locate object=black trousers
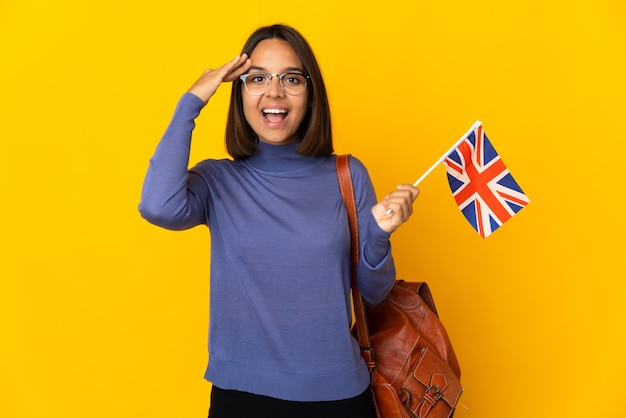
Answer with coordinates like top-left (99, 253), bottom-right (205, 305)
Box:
top-left (208, 386), bottom-right (377, 418)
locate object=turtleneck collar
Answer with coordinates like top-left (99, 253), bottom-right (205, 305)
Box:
top-left (243, 140), bottom-right (326, 174)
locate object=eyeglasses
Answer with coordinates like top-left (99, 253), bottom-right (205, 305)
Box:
top-left (239, 72), bottom-right (310, 96)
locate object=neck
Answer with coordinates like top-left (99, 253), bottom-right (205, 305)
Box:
top-left (245, 141), bottom-right (323, 173)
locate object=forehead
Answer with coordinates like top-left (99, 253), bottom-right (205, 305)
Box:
top-left (249, 38), bottom-right (303, 71)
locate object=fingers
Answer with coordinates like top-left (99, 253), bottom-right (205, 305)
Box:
top-left (373, 184), bottom-right (419, 233)
top-left (187, 54), bottom-right (251, 104)
top-left (382, 185), bottom-right (419, 216)
top-left (400, 184), bottom-right (420, 200)
top-left (220, 54), bottom-right (251, 82)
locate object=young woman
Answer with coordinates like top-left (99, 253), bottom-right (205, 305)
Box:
top-left (139, 24), bottom-right (419, 418)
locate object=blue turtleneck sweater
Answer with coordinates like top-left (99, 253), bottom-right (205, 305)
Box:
top-left (139, 93), bottom-right (396, 402)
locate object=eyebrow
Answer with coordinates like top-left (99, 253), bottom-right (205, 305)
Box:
top-left (249, 65), bottom-right (305, 74)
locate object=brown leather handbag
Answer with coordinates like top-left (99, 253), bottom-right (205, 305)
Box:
top-left (336, 155), bottom-right (463, 418)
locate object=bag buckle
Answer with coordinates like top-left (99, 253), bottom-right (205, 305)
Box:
top-left (411, 385), bottom-right (445, 418)
top-left (424, 384), bottom-right (444, 402)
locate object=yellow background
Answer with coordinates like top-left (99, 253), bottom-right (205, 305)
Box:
top-left (2, 1), bottom-right (625, 417)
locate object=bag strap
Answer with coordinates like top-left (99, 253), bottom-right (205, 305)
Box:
top-left (336, 154), bottom-right (375, 372)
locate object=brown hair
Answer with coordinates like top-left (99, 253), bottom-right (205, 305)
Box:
top-left (225, 24), bottom-right (333, 159)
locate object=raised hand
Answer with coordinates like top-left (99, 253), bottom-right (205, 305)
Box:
top-left (187, 54), bottom-right (252, 104)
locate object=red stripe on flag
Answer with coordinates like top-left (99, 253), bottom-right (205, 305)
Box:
top-left (445, 159), bottom-right (464, 175)
top-left (497, 191), bottom-right (529, 207)
top-left (475, 125), bottom-right (484, 166)
top-left (453, 141), bottom-right (512, 224)
top-left (476, 200), bottom-right (485, 238)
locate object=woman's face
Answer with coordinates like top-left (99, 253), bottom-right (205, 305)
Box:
top-left (242, 38), bottom-right (309, 146)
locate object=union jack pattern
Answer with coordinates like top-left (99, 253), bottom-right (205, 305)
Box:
top-left (444, 125), bottom-right (530, 238)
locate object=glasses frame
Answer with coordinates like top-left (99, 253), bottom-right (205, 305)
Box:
top-left (239, 72), bottom-right (311, 96)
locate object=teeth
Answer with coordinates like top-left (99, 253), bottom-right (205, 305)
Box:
top-left (263, 109), bottom-right (287, 114)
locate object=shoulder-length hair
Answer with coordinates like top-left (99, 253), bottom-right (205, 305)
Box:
top-left (225, 24), bottom-right (333, 159)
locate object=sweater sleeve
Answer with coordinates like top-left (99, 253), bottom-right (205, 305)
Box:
top-left (138, 93), bottom-right (210, 230)
top-left (349, 157), bottom-right (397, 306)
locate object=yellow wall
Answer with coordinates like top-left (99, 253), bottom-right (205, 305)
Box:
top-left (1, 1), bottom-right (625, 417)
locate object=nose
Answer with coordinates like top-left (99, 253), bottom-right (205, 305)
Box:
top-left (266, 75), bottom-right (284, 97)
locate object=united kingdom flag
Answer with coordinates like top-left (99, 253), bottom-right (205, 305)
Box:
top-left (444, 124), bottom-right (530, 238)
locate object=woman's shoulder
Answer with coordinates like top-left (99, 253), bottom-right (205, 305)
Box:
top-left (346, 154), bottom-right (366, 168)
top-left (344, 154), bottom-right (371, 182)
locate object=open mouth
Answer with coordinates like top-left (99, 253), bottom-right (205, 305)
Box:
top-left (262, 108), bottom-right (288, 122)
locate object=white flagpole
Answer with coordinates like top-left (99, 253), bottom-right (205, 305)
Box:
top-left (412, 120), bottom-right (482, 187)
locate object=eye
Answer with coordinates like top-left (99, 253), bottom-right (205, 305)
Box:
top-left (248, 73), bottom-right (269, 85)
top-left (283, 73), bottom-right (305, 86)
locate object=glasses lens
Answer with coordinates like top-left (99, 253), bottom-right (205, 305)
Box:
top-left (242, 73), bottom-right (308, 95)
top-left (282, 73), bottom-right (307, 95)
top-left (244, 73), bottom-right (271, 95)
